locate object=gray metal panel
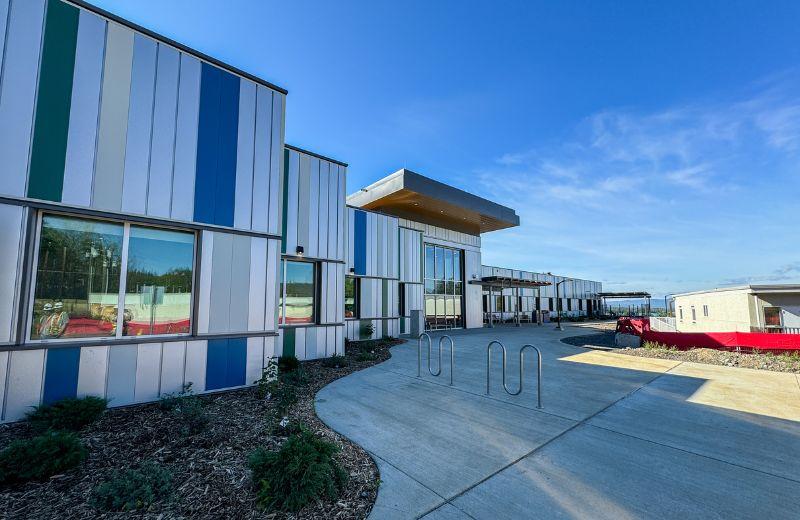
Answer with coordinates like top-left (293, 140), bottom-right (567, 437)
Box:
top-left (284, 150), bottom-right (299, 253)
top-left (247, 237), bottom-right (267, 331)
top-left (307, 157), bottom-right (319, 258)
top-left (246, 336), bottom-right (263, 385)
top-left (159, 340), bottom-right (185, 395)
top-left (0, 0), bottom-right (8, 87)
top-left (0, 351), bottom-right (7, 422)
top-left (170, 53), bottom-right (200, 222)
top-left (251, 85), bottom-right (273, 233)
top-left (4, 349), bottom-right (44, 421)
top-left (93, 23), bottom-right (134, 211)
top-left (134, 342), bottom-right (160, 402)
top-left (264, 238), bottom-right (279, 331)
top-left (184, 339), bottom-right (206, 391)
top-left (296, 153), bottom-right (310, 252)
top-left (62, 10), bottom-right (106, 207)
top-left (106, 344), bottom-right (137, 406)
top-left (228, 233), bottom-right (251, 332)
top-left (0, 0), bottom-right (45, 197)
top-left (195, 230), bottom-right (213, 333)
top-left (76, 345), bottom-right (108, 398)
top-left (327, 164), bottom-right (339, 260)
top-left (0, 204), bottom-right (23, 343)
top-left (234, 79), bottom-right (256, 230)
top-left (317, 160), bottom-right (329, 258)
top-left (268, 93), bottom-right (285, 236)
top-left (208, 231), bottom-right (233, 333)
top-left (146, 43), bottom-right (179, 218)
top-left (121, 33), bottom-right (156, 215)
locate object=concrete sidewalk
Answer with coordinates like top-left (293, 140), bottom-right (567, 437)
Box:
top-left (315, 325), bottom-right (800, 519)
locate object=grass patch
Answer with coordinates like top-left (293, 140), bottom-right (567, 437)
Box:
top-left (249, 428), bottom-right (347, 512)
top-left (0, 431), bottom-right (87, 485)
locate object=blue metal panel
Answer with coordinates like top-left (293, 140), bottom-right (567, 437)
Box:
top-left (214, 70), bottom-right (240, 227)
top-left (193, 63), bottom-right (221, 224)
top-left (205, 338), bottom-right (228, 390)
top-left (43, 347), bottom-right (80, 404)
top-left (354, 209), bottom-right (367, 275)
top-left (226, 337), bottom-right (247, 387)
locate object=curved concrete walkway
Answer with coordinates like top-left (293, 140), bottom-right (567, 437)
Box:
top-left (316, 325), bottom-right (800, 519)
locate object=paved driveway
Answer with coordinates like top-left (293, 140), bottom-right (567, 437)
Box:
top-left (315, 325), bottom-right (800, 519)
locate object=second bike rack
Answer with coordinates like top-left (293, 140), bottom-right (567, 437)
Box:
top-left (417, 333), bottom-right (455, 385)
top-left (486, 340), bottom-right (542, 409)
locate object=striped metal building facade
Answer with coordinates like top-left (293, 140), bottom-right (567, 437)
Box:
top-left (0, 0), bottom-right (290, 422)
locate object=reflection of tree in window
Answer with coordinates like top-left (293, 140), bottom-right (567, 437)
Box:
top-left (31, 216), bottom-right (122, 339)
top-left (345, 277), bottom-right (358, 318)
top-left (279, 260), bottom-right (315, 325)
top-left (123, 227), bottom-right (194, 336)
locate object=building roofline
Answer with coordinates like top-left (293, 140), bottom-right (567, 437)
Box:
top-left (284, 144), bottom-right (348, 167)
top-left (673, 284), bottom-right (800, 298)
top-left (67, 0), bottom-right (288, 95)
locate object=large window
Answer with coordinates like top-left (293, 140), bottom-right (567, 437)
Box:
top-left (344, 276), bottom-right (358, 318)
top-left (279, 260), bottom-right (316, 325)
top-left (30, 214), bottom-right (194, 341)
top-left (764, 307), bottom-right (782, 328)
top-left (423, 244), bottom-right (463, 330)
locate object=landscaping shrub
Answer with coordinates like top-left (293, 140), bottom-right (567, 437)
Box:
top-left (321, 355), bottom-right (348, 369)
top-left (355, 351), bottom-right (377, 363)
top-left (359, 322), bottom-right (375, 339)
top-left (26, 396), bottom-right (108, 432)
top-left (254, 358), bottom-right (280, 398)
top-left (249, 429), bottom-right (347, 512)
top-left (280, 367), bottom-right (309, 387)
top-left (0, 431), bottom-right (87, 485)
top-left (278, 355), bottom-right (300, 373)
top-left (91, 462), bottom-right (172, 511)
top-left (270, 383), bottom-right (298, 416)
top-left (271, 418), bottom-right (305, 438)
top-left (159, 384), bottom-right (208, 436)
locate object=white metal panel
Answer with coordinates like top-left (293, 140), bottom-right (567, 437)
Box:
top-left (264, 238), bottom-right (279, 331)
top-left (305, 328), bottom-right (317, 360)
top-left (4, 349), bottom-right (44, 421)
top-left (0, 204), bottom-right (23, 343)
top-left (335, 326), bottom-right (344, 356)
top-left (251, 86), bottom-right (273, 233)
top-left (327, 164), bottom-right (339, 260)
top-left (234, 79), bottom-right (256, 229)
top-left (171, 53), bottom-right (201, 222)
top-left (106, 344), bottom-right (136, 406)
top-left (267, 93), bottom-right (285, 236)
top-left (248, 237), bottom-right (267, 331)
top-left (147, 44), bottom-right (180, 218)
top-left (314, 327), bottom-right (324, 359)
top-left (0, 0), bottom-right (45, 197)
top-left (228, 234), bottom-right (251, 332)
top-left (208, 231), bottom-right (233, 333)
top-left (307, 157), bottom-right (319, 258)
top-left (196, 230), bottom-right (213, 334)
top-left (246, 336), bottom-right (264, 385)
top-left (264, 335), bottom-right (276, 360)
top-left (134, 342), bottom-right (161, 403)
top-left (317, 160), bottom-right (329, 258)
top-left (326, 327), bottom-right (335, 357)
top-left (284, 150), bottom-right (299, 253)
top-left (337, 166), bottom-right (346, 261)
top-left (294, 328), bottom-right (306, 361)
top-left (76, 345), bottom-right (108, 398)
top-left (62, 10), bottom-right (106, 207)
top-left (160, 340), bottom-right (185, 395)
top-left (184, 339), bottom-right (207, 392)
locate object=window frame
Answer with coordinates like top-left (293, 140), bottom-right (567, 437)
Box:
top-left (278, 258), bottom-right (318, 327)
top-left (26, 211), bottom-right (198, 344)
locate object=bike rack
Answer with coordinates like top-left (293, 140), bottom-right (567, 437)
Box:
top-left (417, 333), bottom-right (455, 385)
top-left (486, 340), bottom-right (542, 408)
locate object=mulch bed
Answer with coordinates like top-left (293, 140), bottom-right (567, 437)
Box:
top-left (0, 338), bottom-right (403, 519)
top-left (619, 344), bottom-right (800, 374)
top-left (561, 331), bottom-right (617, 349)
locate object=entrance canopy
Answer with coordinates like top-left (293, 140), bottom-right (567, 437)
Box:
top-left (597, 292), bottom-right (651, 299)
top-left (347, 169), bottom-right (520, 234)
top-left (470, 276), bottom-right (551, 290)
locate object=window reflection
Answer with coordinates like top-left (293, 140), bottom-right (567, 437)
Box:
top-left (123, 226), bottom-right (194, 336)
top-left (345, 276), bottom-right (358, 318)
top-left (279, 260), bottom-right (315, 325)
top-left (31, 216), bottom-right (123, 340)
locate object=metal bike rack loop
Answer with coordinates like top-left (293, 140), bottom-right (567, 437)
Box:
top-left (417, 333), bottom-right (455, 385)
top-left (486, 340), bottom-right (542, 408)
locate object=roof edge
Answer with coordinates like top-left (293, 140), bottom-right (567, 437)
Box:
top-left (285, 144), bottom-right (348, 167)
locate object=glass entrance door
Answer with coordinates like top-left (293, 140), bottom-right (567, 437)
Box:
top-left (424, 244), bottom-right (463, 330)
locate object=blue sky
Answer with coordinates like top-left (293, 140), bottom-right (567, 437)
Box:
top-left (93, 0), bottom-right (800, 297)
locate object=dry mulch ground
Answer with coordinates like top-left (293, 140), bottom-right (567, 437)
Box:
top-left (619, 344), bottom-right (800, 374)
top-left (0, 338), bottom-right (402, 519)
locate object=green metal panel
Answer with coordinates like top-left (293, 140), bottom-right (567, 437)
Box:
top-left (282, 327), bottom-right (295, 357)
top-left (27, 0), bottom-right (79, 202)
top-left (382, 279), bottom-right (388, 318)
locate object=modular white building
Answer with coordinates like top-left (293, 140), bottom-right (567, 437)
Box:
top-left (0, 0), bottom-right (601, 422)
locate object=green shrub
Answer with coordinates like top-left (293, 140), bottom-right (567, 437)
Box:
top-left (159, 384), bottom-right (208, 436)
top-left (0, 431), bottom-right (87, 485)
top-left (359, 322), bottom-right (375, 339)
top-left (280, 367), bottom-right (309, 387)
top-left (279, 355), bottom-right (300, 373)
top-left (254, 358), bottom-right (279, 399)
top-left (356, 351), bottom-right (377, 363)
top-left (26, 396), bottom-right (108, 432)
top-left (249, 429), bottom-right (347, 512)
top-left (270, 384), bottom-right (298, 416)
top-left (271, 419), bottom-right (305, 438)
top-left (91, 462), bottom-right (172, 512)
top-left (322, 355), bottom-right (348, 369)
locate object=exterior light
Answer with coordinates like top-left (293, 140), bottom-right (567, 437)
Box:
top-left (349, 267), bottom-right (355, 274)
top-left (295, 246), bottom-right (304, 257)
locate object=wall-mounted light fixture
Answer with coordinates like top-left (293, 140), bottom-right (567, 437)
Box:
top-left (349, 267), bottom-right (355, 274)
top-left (295, 246), bottom-right (304, 257)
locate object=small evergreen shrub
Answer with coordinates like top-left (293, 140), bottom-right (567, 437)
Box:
top-left (356, 351), bottom-right (377, 362)
top-left (359, 323), bottom-right (375, 339)
top-left (271, 418), bottom-right (305, 438)
top-left (322, 355), bottom-right (348, 369)
top-left (270, 384), bottom-right (298, 416)
top-left (159, 384), bottom-right (208, 436)
top-left (280, 367), bottom-right (309, 387)
top-left (254, 358), bottom-right (279, 399)
top-left (0, 431), bottom-right (87, 485)
top-left (91, 462), bottom-right (172, 511)
top-left (249, 429), bottom-right (347, 512)
top-left (278, 355), bottom-right (300, 373)
top-left (26, 396), bottom-right (108, 432)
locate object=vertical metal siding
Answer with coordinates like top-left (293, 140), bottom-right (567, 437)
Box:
top-left (170, 53), bottom-right (201, 221)
top-left (42, 347), bottom-right (80, 404)
top-left (251, 86), bottom-right (274, 233)
top-left (4, 349), bottom-right (45, 421)
top-left (0, 204), bottom-right (24, 343)
top-left (134, 342), bottom-right (161, 403)
top-left (106, 344), bottom-right (137, 406)
top-left (76, 345), bottom-right (108, 398)
top-left (234, 79), bottom-right (256, 229)
top-left (213, 69), bottom-right (239, 227)
top-left (160, 341), bottom-right (185, 395)
top-left (228, 234), bottom-right (251, 332)
top-left (208, 231), bottom-right (233, 333)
